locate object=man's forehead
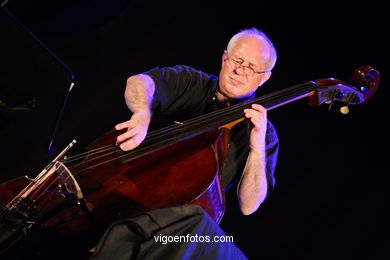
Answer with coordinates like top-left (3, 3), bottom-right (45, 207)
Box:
top-left (231, 36), bottom-right (270, 64)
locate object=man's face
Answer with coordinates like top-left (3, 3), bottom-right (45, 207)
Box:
top-left (218, 36), bottom-right (271, 102)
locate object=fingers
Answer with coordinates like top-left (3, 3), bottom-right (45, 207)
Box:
top-left (244, 105), bottom-right (267, 151)
top-left (116, 127), bottom-right (137, 143)
top-left (247, 104), bottom-right (267, 115)
top-left (115, 121), bottom-right (128, 131)
top-left (244, 104), bottom-right (267, 127)
top-left (116, 119), bottom-right (138, 142)
top-left (116, 127), bottom-right (146, 151)
top-left (115, 116), bottom-right (148, 151)
top-left (118, 133), bottom-right (144, 151)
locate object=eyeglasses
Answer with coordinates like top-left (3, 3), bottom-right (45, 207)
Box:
top-left (225, 52), bottom-right (269, 77)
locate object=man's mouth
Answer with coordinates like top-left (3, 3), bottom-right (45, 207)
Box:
top-left (229, 77), bottom-right (243, 85)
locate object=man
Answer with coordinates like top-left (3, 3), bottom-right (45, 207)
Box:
top-left (115, 28), bottom-right (279, 216)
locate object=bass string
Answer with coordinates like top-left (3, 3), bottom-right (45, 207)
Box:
top-left (64, 109), bottom-right (209, 162)
top-left (60, 123), bottom-right (185, 164)
top-left (69, 132), bottom-right (199, 175)
top-left (64, 82), bottom-right (317, 172)
top-left (62, 122), bottom-right (183, 164)
top-left (64, 115), bottom-right (217, 171)
top-left (63, 146), bottom-right (121, 169)
top-left (67, 90), bottom-right (289, 174)
top-left (60, 144), bottom-right (116, 163)
top-left (139, 82), bottom-right (316, 143)
top-left (61, 123), bottom-right (190, 168)
top-left (68, 139), bottom-right (170, 175)
top-left (63, 96), bottom-right (255, 166)
top-left (134, 82), bottom-right (316, 142)
top-left (59, 145), bottom-right (116, 167)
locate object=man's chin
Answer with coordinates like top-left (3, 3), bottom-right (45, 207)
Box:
top-left (218, 84), bottom-right (245, 101)
top-left (226, 87), bottom-right (245, 99)
top-left (223, 92), bottom-right (244, 102)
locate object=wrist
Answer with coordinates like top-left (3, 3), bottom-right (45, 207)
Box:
top-left (132, 110), bottom-right (152, 125)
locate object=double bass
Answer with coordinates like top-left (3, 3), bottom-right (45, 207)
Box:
top-left (0, 65), bottom-right (380, 254)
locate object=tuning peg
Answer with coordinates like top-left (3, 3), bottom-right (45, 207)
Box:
top-left (339, 93), bottom-right (358, 115)
top-left (340, 106), bottom-right (350, 114)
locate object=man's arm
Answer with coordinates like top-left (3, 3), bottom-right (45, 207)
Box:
top-left (237, 104), bottom-right (268, 215)
top-left (115, 74), bottom-right (155, 151)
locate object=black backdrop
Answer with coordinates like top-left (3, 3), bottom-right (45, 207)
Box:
top-left (2, 0), bottom-right (388, 259)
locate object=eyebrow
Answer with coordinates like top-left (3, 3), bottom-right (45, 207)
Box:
top-left (234, 56), bottom-right (257, 68)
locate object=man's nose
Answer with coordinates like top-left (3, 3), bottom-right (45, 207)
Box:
top-left (234, 66), bottom-right (245, 75)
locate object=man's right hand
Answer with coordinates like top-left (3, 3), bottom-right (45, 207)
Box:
top-left (115, 111), bottom-right (151, 151)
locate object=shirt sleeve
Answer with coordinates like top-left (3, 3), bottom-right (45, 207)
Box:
top-left (143, 65), bottom-right (216, 120)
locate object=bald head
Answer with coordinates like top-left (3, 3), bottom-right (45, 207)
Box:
top-left (227, 28), bottom-right (277, 71)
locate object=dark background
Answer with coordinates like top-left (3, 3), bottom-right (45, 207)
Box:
top-left (1, 0), bottom-right (388, 259)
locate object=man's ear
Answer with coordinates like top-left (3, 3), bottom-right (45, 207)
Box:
top-left (260, 71), bottom-right (272, 86)
top-left (222, 50), bottom-right (228, 64)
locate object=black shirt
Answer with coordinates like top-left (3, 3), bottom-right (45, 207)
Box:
top-left (144, 65), bottom-right (279, 192)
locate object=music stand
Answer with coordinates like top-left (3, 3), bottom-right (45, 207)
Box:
top-left (0, 7), bottom-right (75, 182)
